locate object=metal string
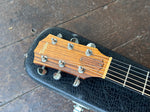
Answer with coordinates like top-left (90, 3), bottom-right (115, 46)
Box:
top-left (34, 54), bottom-right (150, 96)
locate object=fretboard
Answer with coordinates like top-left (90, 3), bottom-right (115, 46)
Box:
top-left (106, 58), bottom-right (150, 97)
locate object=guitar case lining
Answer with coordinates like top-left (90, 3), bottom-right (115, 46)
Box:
top-left (24, 27), bottom-right (150, 112)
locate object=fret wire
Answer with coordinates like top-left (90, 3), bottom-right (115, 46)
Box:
top-left (107, 73), bottom-right (150, 93)
top-left (109, 68), bottom-right (149, 87)
top-left (142, 72), bottom-right (150, 95)
top-left (41, 40), bottom-right (149, 76)
top-left (106, 76), bottom-right (143, 94)
top-left (36, 52), bottom-right (150, 91)
top-left (107, 72), bottom-right (145, 90)
top-left (107, 74), bottom-right (150, 96)
top-left (40, 40), bottom-right (149, 81)
top-left (113, 58), bottom-right (148, 73)
top-left (112, 61), bottom-right (150, 79)
top-left (35, 56), bottom-right (150, 96)
top-left (109, 65), bottom-right (150, 83)
top-left (123, 65), bottom-right (131, 87)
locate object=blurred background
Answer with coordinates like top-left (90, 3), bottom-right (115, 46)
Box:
top-left (0, 0), bottom-right (150, 112)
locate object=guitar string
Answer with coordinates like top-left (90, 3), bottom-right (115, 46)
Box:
top-left (35, 53), bottom-right (105, 73)
top-left (35, 56), bottom-right (104, 77)
top-left (40, 40), bottom-right (149, 78)
top-left (106, 76), bottom-right (150, 96)
top-left (108, 69), bottom-right (150, 88)
top-left (111, 61), bottom-right (150, 79)
top-left (34, 55), bottom-right (150, 95)
top-left (35, 51), bottom-right (150, 88)
top-left (107, 72), bottom-right (150, 92)
top-left (35, 44), bottom-right (150, 81)
top-left (109, 65), bottom-right (150, 84)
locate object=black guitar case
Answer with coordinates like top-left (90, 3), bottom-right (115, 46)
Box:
top-left (24, 27), bottom-right (150, 112)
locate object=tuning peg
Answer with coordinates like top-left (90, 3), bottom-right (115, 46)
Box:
top-left (57, 33), bottom-right (63, 38)
top-left (53, 70), bottom-right (62, 80)
top-left (70, 38), bottom-right (79, 44)
top-left (86, 43), bottom-right (96, 48)
top-left (37, 66), bottom-right (47, 76)
top-left (73, 77), bottom-right (80, 87)
top-left (41, 55), bottom-right (47, 62)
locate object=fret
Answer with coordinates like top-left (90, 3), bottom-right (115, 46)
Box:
top-left (123, 65), bottom-right (131, 87)
top-left (142, 71), bottom-right (149, 95)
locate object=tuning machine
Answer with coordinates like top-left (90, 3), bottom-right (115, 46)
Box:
top-left (70, 37), bottom-right (79, 44)
top-left (53, 70), bottom-right (62, 80)
top-left (86, 43), bottom-right (96, 48)
top-left (73, 77), bottom-right (80, 87)
top-left (57, 33), bottom-right (63, 38)
top-left (37, 66), bottom-right (47, 76)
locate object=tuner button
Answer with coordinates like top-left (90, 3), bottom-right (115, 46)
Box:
top-left (85, 49), bottom-right (92, 56)
top-left (57, 33), bottom-right (63, 38)
top-left (37, 66), bottom-right (47, 76)
top-left (41, 55), bottom-right (47, 62)
top-left (59, 60), bottom-right (65, 67)
top-left (73, 77), bottom-right (80, 87)
top-left (70, 38), bottom-right (79, 44)
top-left (87, 43), bottom-right (96, 48)
top-left (53, 70), bottom-right (61, 80)
top-left (51, 38), bottom-right (57, 45)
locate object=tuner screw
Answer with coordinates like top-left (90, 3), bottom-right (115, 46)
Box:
top-left (87, 43), bottom-right (96, 48)
top-left (51, 38), bottom-right (57, 45)
top-left (73, 77), bottom-right (80, 87)
top-left (68, 43), bottom-right (74, 50)
top-left (78, 66), bottom-right (84, 73)
top-left (59, 60), bottom-right (65, 67)
top-left (37, 66), bottom-right (47, 76)
top-left (53, 70), bottom-right (62, 80)
top-left (70, 38), bottom-right (79, 44)
top-left (85, 49), bottom-right (92, 56)
top-left (41, 55), bottom-right (47, 62)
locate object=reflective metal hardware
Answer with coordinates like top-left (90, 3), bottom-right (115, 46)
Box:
top-left (72, 101), bottom-right (89, 112)
top-left (37, 66), bottom-right (47, 75)
top-left (87, 43), bottom-right (96, 48)
top-left (73, 77), bottom-right (80, 87)
top-left (51, 38), bottom-right (57, 44)
top-left (59, 60), bottom-right (65, 67)
top-left (85, 49), bottom-right (92, 56)
top-left (78, 66), bottom-right (84, 73)
top-left (57, 33), bottom-right (63, 38)
top-left (68, 43), bottom-right (74, 50)
top-left (70, 38), bottom-right (79, 44)
top-left (41, 55), bottom-right (47, 62)
top-left (53, 70), bottom-right (61, 80)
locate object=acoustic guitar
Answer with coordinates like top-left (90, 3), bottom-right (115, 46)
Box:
top-left (25, 27), bottom-right (150, 112)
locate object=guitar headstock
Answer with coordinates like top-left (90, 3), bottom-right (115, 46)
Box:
top-left (33, 34), bottom-right (112, 81)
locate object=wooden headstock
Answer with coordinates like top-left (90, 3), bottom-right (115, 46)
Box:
top-left (33, 34), bottom-right (112, 79)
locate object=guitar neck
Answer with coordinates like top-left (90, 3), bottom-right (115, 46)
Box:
top-left (106, 58), bottom-right (150, 97)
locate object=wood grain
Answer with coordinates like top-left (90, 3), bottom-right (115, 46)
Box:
top-left (33, 34), bottom-right (112, 79)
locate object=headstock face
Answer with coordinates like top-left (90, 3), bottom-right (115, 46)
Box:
top-left (33, 34), bottom-right (112, 79)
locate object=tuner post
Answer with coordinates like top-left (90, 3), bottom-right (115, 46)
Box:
top-left (53, 70), bottom-right (62, 80)
top-left (73, 77), bottom-right (80, 87)
top-left (41, 55), bottom-right (47, 62)
top-left (37, 66), bottom-right (47, 76)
